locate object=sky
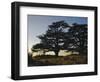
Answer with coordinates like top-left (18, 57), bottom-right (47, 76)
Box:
top-left (27, 15), bottom-right (87, 52)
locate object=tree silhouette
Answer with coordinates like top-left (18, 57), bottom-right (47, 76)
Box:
top-left (32, 21), bottom-right (87, 56)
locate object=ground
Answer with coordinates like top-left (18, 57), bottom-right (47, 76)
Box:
top-left (28, 54), bottom-right (87, 66)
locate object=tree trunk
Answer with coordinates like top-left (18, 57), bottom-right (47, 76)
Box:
top-left (43, 50), bottom-right (46, 55)
top-left (54, 50), bottom-right (59, 57)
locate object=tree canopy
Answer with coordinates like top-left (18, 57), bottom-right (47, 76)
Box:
top-left (31, 20), bottom-right (87, 56)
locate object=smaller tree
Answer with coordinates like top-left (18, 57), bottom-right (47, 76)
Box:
top-left (31, 43), bottom-right (48, 55)
top-left (64, 23), bottom-right (87, 55)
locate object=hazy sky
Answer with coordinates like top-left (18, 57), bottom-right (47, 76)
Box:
top-left (27, 15), bottom-right (87, 51)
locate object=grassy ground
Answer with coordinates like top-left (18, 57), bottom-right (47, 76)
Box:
top-left (28, 54), bottom-right (87, 66)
